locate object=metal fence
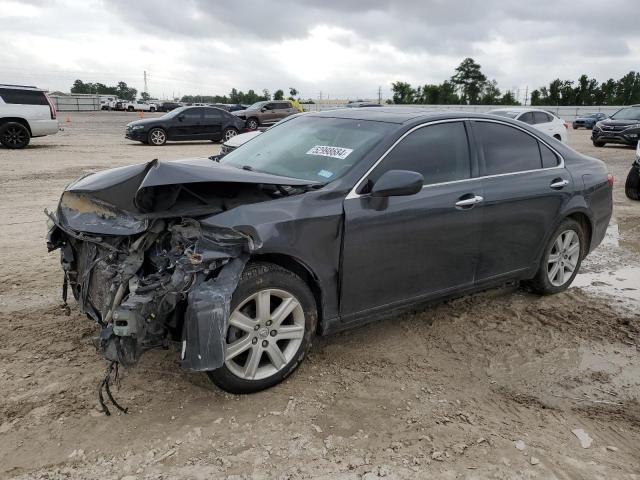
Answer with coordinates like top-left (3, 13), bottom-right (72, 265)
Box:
top-left (302, 103), bottom-right (626, 121)
top-left (50, 94), bottom-right (100, 112)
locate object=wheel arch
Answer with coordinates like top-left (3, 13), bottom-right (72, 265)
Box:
top-left (0, 117), bottom-right (32, 135)
top-left (566, 210), bottom-right (593, 254)
top-left (249, 253), bottom-right (324, 332)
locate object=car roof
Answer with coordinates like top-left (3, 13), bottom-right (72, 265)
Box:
top-left (306, 107), bottom-right (509, 124)
top-left (0, 84), bottom-right (42, 91)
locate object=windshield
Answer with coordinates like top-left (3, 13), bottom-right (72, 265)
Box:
top-left (220, 116), bottom-right (393, 182)
top-left (610, 107), bottom-right (640, 121)
top-left (489, 110), bottom-right (519, 119)
top-left (248, 101), bottom-right (268, 110)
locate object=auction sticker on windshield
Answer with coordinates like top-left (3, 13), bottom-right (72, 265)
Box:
top-left (306, 145), bottom-right (353, 160)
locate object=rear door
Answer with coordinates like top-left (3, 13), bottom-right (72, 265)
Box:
top-left (533, 111), bottom-right (556, 136)
top-left (340, 120), bottom-right (484, 318)
top-left (470, 119), bottom-right (571, 282)
top-left (201, 108), bottom-right (224, 140)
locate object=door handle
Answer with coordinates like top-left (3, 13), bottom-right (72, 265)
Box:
top-left (455, 195), bottom-right (484, 208)
top-left (550, 179), bottom-right (569, 189)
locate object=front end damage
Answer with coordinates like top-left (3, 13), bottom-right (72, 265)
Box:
top-left (46, 158), bottom-right (316, 372)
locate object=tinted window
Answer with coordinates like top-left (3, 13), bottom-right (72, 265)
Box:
top-left (203, 108), bottom-right (222, 120)
top-left (533, 111), bottom-right (551, 124)
top-left (182, 108), bottom-right (202, 119)
top-left (0, 88), bottom-right (48, 105)
top-left (518, 112), bottom-right (534, 124)
top-left (540, 142), bottom-right (559, 168)
top-left (475, 122), bottom-right (542, 175)
top-left (277, 102), bottom-right (290, 109)
top-left (264, 103), bottom-right (276, 110)
top-left (370, 122), bottom-right (471, 186)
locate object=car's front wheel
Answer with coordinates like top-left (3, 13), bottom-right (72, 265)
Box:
top-left (150, 107), bottom-right (156, 112)
top-left (593, 140), bottom-right (605, 147)
top-left (207, 263), bottom-right (317, 394)
top-left (0, 122), bottom-right (31, 149)
top-left (625, 166), bottom-right (640, 200)
top-left (246, 117), bottom-right (259, 130)
top-left (527, 218), bottom-right (584, 295)
top-left (148, 128), bottom-right (167, 146)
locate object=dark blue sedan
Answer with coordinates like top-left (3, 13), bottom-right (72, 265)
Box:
top-left (573, 112), bottom-right (607, 129)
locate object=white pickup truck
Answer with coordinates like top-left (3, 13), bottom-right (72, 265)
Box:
top-left (116, 100), bottom-right (158, 112)
top-left (0, 84), bottom-right (58, 149)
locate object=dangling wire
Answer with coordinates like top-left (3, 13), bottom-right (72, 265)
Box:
top-left (98, 361), bottom-right (129, 416)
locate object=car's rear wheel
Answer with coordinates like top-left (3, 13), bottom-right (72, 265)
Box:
top-left (625, 166), bottom-right (640, 200)
top-left (207, 262), bottom-right (317, 394)
top-left (148, 128), bottom-right (167, 146)
top-left (527, 218), bottom-right (584, 295)
top-left (0, 122), bottom-right (31, 149)
top-left (222, 127), bottom-right (238, 142)
top-left (150, 107), bottom-right (156, 112)
top-left (127, 106), bottom-right (134, 112)
top-left (246, 117), bottom-right (259, 130)
top-left (593, 140), bottom-right (605, 147)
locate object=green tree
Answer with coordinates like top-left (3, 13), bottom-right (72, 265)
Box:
top-left (391, 81), bottom-right (415, 104)
top-left (116, 81), bottom-right (137, 101)
top-left (451, 58), bottom-right (487, 104)
top-left (481, 79), bottom-right (501, 105)
top-left (273, 89), bottom-right (284, 100)
top-left (500, 91), bottom-right (519, 105)
top-left (289, 87), bottom-right (298, 98)
top-left (140, 92), bottom-right (151, 101)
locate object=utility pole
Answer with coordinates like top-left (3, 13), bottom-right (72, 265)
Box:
top-left (318, 91), bottom-right (322, 112)
top-left (143, 70), bottom-right (148, 97)
top-left (524, 85), bottom-right (529, 106)
top-left (378, 86), bottom-right (382, 105)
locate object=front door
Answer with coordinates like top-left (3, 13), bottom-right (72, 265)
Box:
top-left (340, 121), bottom-right (483, 318)
top-left (168, 107), bottom-right (203, 139)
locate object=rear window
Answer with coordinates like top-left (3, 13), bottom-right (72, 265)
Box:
top-left (0, 88), bottom-right (48, 105)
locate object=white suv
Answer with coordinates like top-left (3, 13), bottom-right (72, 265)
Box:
top-left (488, 107), bottom-right (569, 143)
top-left (0, 84), bottom-right (59, 149)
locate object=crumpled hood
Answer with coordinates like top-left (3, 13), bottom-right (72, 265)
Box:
top-left (58, 157), bottom-right (317, 235)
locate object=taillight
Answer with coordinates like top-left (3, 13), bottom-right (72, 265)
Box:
top-left (607, 174), bottom-right (614, 187)
top-left (45, 93), bottom-right (57, 120)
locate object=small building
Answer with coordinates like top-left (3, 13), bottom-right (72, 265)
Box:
top-left (49, 92), bottom-right (101, 112)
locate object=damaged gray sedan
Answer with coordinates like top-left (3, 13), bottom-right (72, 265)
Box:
top-left (47, 108), bottom-right (613, 394)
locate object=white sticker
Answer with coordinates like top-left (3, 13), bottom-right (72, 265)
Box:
top-left (317, 169), bottom-right (334, 178)
top-left (306, 145), bottom-right (353, 160)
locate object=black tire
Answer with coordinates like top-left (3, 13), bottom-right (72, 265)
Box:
top-left (150, 107), bottom-right (156, 112)
top-left (572, 125), bottom-right (577, 130)
top-left (625, 167), bottom-right (640, 200)
top-left (0, 121), bottom-right (31, 149)
top-left (246, 117), bottom-right (259, 130)
top-left (147, 128), bottom-right (167, 146)
top-left (526, 218), bottom-right (585, 295)
top-left (127, 106), bottom-right (134, 112)
top-left (221, 127), bottom-right (239, 143)
top-left (207, 262), bottom-right (318, 394)
top-left (593, 140), bottom-right (605, 147)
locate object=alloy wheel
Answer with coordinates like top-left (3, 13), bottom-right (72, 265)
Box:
top-left (224, 288), bottom-right (305, 381)
top-left (547, 229), bottom-right (580, 286)
top-left (2, 126), bottom-right (28, 147)
top-left (247, 119), bottom-right (258, 130)
top-left (224, 129), bottom-right (238, 141)
top-left (150, 130), bottom-right (166, 145)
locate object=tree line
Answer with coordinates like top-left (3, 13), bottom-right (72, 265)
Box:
top-left (69, 81), bottom-right (313, 104)
top-left (392, 58), bottom-right (640, 106)
top-left (70, 79), bottom-right (138, 101)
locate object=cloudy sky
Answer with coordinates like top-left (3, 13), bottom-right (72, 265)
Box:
top-left (2, 0), bottom-right (639, 101)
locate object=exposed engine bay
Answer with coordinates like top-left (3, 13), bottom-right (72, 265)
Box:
top-left (46, 157), bottom-right (317, 372)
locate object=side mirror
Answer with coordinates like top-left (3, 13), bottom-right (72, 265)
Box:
top-left (260, 107), bottom-right (267, 112)
top-left (370, 170), bottom-right (423, 197)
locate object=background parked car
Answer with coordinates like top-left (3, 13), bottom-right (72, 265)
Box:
top-left (232, 100), bottom-right (298, 130)
top-left (625, 141), bottom-right (640, 200)
top-left (591, 105), bottom-right (640, 147)
top-left (573, 112), bottom-right (607, 129)
top-left (157, 101), bottom-right (182, 112)
top-left (217, 130), bottom-right (263, 157)
top-left (488, 107), bottom-right (569, 142)
top-left (125, 105), bottom-right (245, 145)
top-left (0, 84), bottom-right (58, 149)
top-left (99, 95), bottom-right (117, 110)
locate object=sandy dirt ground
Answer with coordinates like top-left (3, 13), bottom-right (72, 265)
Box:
top-left (0, 112), bottom-right (639, 479)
